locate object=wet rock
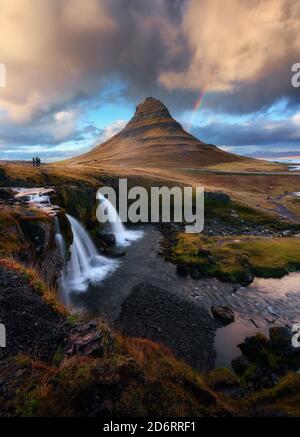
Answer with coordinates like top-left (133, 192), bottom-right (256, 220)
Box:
top-left (100, 233), bottom-right (116, 247)
top-left (211, 305), bottom-right (235, 325)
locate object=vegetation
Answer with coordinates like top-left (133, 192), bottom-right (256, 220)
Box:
top-left (167, 233), bottom-right (300, 283)
top-left (245, 373), bottom-right (300, 416)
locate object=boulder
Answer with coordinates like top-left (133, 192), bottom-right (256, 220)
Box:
top-left (211, 305), bottom-right (235, 325)
top-left (100, 233), bottom-right (116, 247)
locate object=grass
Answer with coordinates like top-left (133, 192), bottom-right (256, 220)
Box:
top-left (168, 233), bottom-right (300, 283)
top-left (0, 333), bottom-right (232, 417)
top-left (0, 206), bottom-right (50, 258)
top-left (245, 373), bottom-right (300, 416)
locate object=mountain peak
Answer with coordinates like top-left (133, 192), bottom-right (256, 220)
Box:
top-left (123, 97), bottom-right (179, 133)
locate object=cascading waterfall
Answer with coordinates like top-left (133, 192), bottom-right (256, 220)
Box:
top-left (61, 214), bottom-right (119, 294)
top-left (97, 193), bottom-right (143, 246)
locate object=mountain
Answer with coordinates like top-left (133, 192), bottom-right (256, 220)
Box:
top-left (68, 97), bottom-right (263, 169)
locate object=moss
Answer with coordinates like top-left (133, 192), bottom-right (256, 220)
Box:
top-left (245, 373), bottom-right (300, 416)
top-left (207, 368), bottom-right (240, 391)
top-left (167, 233), bottom-right (300, 283)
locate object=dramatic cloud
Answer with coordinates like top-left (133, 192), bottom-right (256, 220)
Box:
top-left (0, 0), bottom-right (189, 122)
top-left (160, 0), bottom-right (300, 113)
top-left (0, 0), bottom-right (299, 159)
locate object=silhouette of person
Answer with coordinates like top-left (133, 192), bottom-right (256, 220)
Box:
top-left (36, 156), bottom-right (40, 167)
top-left (32, 157), bottom-right (36, 167)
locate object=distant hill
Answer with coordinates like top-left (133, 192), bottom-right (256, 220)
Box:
top-left (68, 97), bottom-right (259, 169)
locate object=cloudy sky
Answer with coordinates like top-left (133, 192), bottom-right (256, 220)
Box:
top-left (0, 0), bottom-right (299, 162)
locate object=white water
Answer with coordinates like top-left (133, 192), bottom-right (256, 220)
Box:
top-left (63, 214), bottom-right (119, 293)
top-left (28, 193), bottom-right (51, 204)
top-left (97, 193), bottom-right (143, 246)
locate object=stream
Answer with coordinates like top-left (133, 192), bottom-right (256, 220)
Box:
top-left (61, 223), bottom-right (300, 368)
top-left (14, 188), bottom-right (300, 369)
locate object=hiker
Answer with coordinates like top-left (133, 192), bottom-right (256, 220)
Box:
top-left (36, 156), bottom-right (40, 167)
top-left (32, 157), bottom-right (36, 167)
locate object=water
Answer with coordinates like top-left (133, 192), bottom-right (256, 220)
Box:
top-left (97, 193), bottom-right (143, 246)
top-left (28, 193), bottom-right (50, 204)
top-left (62, 214), bottom-right (119, 296)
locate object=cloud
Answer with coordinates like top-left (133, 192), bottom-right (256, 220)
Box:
top-left (191, 112), bottom-right (300, 152)
top-left (0, 0), bottom-right (190, 123)
top-left (0, 0), bottom-right (299, 159)
top-left (100, 120), bottom-right (127, 141)
top-left (160, 0), bottom-right (300, 113)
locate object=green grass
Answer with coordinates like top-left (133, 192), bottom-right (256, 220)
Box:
top-left (168, 233), bottom-right (300, 283)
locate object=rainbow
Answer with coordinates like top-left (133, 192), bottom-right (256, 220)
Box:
top-left (188, 90), bottom-right (206, 131)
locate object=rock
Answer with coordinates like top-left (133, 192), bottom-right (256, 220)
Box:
top-left (211, 305), bottom-right (235, 325)
top-left (100, 233), bottom-right (116, 247)
top-left (231, 355), bottom-right (251, 375)
top-left (65, 320), bottom-right (114, 358)
top-left (0, 188), bottom-right (14, 200)
top-left (116, 282), bottom-right (216, 372)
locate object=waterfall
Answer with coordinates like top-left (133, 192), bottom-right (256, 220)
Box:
top-left (97, 193), bottom-right (143, 246)
top-left (62, 214), bottom-right (119, 293)
top-left (28, 193), bottom-right (51, 204)
top-left (54, 217), bottom-right (67, 263)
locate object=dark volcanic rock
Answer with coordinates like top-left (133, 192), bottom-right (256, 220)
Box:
top-left (116, 282), bottom-right (216, 372)
top-left (100, 233), bottom-right (116, 247)
top-left (211, 305), bottom-right (235, 326)
top-left (0, 265), bottom-right (70, 363)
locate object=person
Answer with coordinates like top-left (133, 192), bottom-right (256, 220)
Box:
top-left (36, 156), bottom-right (40, 167)
top-left (32, 157), bottom-right (36, 167)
